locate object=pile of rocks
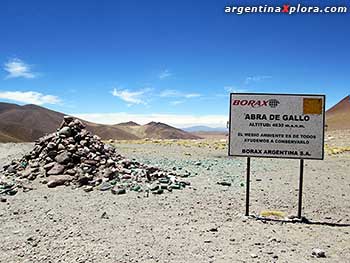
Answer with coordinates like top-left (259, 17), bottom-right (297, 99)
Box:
top-left (0, 116), bottom-right (189, 196)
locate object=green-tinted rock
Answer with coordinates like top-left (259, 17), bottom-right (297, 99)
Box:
top-left (131, 185), bottom-right (141, 192)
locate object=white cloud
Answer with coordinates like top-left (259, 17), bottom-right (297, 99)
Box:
top-left (111, 88), bottom-right (150, 105)
top-left (184, 93), bottom-right (201, 98)
top-left (0, 91), bottom-right (60, 105)
top-left (170, 100), bottom-right (184, 105)
top-left (224, 86), bottom-right (247, 93)
top-left (245, 75), bottom-right (271, 84)
top-left (73, 112), bottom-right (228, 128)
top-left (159, 69), bottom-right (172, 79)
top-left (160, 89), bottom-right (201, 98)
top-left (159, 89), bottom-right (178, 97)
top-left (4, 58), bottom-right (37, 79)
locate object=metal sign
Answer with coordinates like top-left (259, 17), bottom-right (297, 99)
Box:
top-left (228, 93), bottom-right (326, 219)
top-left (229, 93), bottom-right (325, 160)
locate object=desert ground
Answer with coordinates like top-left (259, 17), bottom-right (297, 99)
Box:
top-left (1, 133), bottom-right (350, 263)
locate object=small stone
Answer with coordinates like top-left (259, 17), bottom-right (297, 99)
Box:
top-left (83, 186), bottom-right (93, 192)
top-left (103, 168), bottom-right (114, 179)
top-left (47, 163), bottom-right (65, 175)
top-left (43, 162), bottom-right (55, 170)
top-left (6, 165), bottom-right (16, 174)
top-left (84, 160), bottom-right (97, 166)
top-left (312, 248), bottom-right (326, 258)
top-left (65, 169), bottom-right (76, 175)
top-left (250, 254), bottom-right (258, 258)
top-left (170, 184), bottom-right (181, 190)
top-left (0, 197), bottom-right (7, 203)
top-left (158, 178), bottom-right (169, 184)
top-left (98, 181), bottom-right (113, 191)
top-left (47, 175), bottom-right (73, 188)
top-left (22, 185), bottom-right (34, 193)
top-left (57, 144), bottom-right (65, 151)
top-left (152, 189), bottom-right (164, 195)
top-left (130, 185), bottom-right (141, 192)
top-left (106, 159), bottom-right (115, 166)
top-left (101, 212), bottom-right (109, 219)
top-left (64, 115), bottom-right (74, 122)
top-left (93, 135), bottom-right (101, 141)
top-left (217, 181), bottom-right (231, 186)
top-left (30, 162), bottom-right (39, 168)
top-left (55, 151), bottom-right (71, 164)
top-left (19, 168), bottom-right (32, 178)
top-left (47, 142), bottom-right (56, 149)
top-left (111, 187), bottom-right (126, 195)
top-left (58, 127), bottom-right (72, 137)
top-left (209, 227), bottom-right (218, 232)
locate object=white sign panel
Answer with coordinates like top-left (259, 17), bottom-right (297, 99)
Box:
top-left (229, 93), bottom-right (325, 160)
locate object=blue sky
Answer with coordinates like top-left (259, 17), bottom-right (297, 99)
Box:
top-left (0, 0), bottom-right (349, 127)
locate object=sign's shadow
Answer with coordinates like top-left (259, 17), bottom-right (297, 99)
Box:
top-left (251, 215), bottom-right (350, 227)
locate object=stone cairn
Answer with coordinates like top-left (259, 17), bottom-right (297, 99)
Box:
top-left (0, 116), bottom-right (189, 197)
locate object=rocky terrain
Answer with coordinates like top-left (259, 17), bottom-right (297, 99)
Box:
top-left (0, 131), bottom-right (349, 262)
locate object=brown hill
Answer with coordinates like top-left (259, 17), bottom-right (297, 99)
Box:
top-left (116, 121), bottom-right (140, 126)
top-left (143, 122), bottom-right (200, 139)
top-left (0, 103), bottom-right (139, 142)
top-left (114, 121), bottom-right (201, 140)
top-left (0, 102), bottom-right (199, 142)
top-left (326, 95), bottom-right (350, 130)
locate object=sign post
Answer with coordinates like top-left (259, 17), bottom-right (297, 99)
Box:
top-left (228, 93), bottom-right (325, 219)
top-left (246, 157), bottom-right (251, 216)
top-left (298, 159), bottom-right (304, 219)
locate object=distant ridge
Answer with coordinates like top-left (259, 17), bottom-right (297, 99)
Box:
top-left (115, 121), bottom-right (201, 139)
top-left (116, 121), bottom-right (140, 126)
top-left (326, 95), bottom-right (350, 130)
top-left (183, 125), bottom-right (227, 132)
top-left (143, 122), bottom-right (200, 139)
top-left (0, 102), bottom-right (199, 142)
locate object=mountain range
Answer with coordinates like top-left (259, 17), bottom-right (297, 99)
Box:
top-left (0, 102), bottom-right (200, 142)
top-left (326, 95), bottom-right (350, 130)
top-left (0, 95), bottom-right (348, 142)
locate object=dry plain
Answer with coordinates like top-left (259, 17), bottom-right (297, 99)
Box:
top-left (0, 132), bottom-right (349, 263)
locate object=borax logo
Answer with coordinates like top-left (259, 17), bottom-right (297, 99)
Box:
top-left (232, 99), bottom-right (280, 108)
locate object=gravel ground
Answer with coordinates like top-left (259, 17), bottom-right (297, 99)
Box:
top-left (0, 142), bottom-right (349, 262)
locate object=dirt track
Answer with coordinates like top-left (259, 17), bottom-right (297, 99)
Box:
top-left (1, 141), bottom-right (349, 262)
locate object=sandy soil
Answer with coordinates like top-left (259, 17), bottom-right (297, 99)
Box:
top-left (0, 141), bottom-right (349, 263)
